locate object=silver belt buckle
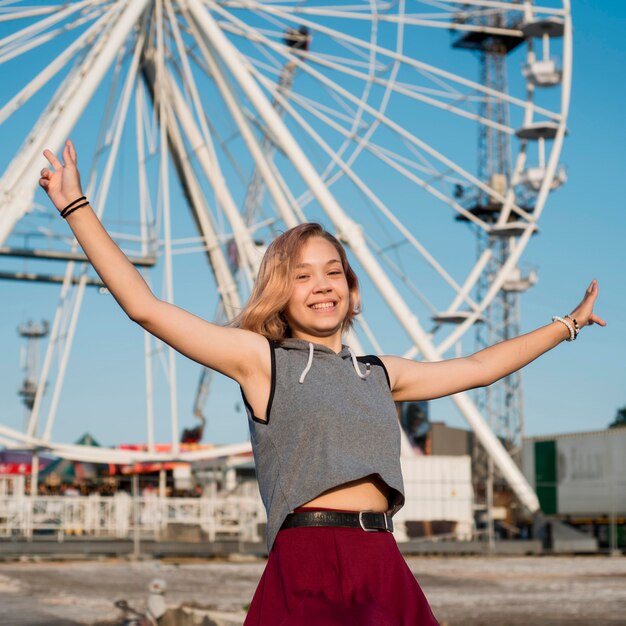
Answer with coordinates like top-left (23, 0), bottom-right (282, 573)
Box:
top-left (359, 511), bottom-right (392, 532)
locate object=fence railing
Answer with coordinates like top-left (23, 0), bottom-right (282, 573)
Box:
top-left (0, 493), bottom-right (265, 542)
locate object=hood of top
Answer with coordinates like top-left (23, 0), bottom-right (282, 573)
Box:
top-left (278, 337), bottom-right (352, 359)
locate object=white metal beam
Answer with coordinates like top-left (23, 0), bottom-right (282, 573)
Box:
top-left (0, 0), bottom-right (150, 246)
top-left (144, 52), bottom-right (260, 289)
top-left (183, 3), bottom-right (299, 229)
top-left (0, 9), bottom-right (114, 126)
top-left (141, 63), bottom-right (241, 318)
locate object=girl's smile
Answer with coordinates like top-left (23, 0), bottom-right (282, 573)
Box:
top-left (309, 300), bottom-right (337, 311)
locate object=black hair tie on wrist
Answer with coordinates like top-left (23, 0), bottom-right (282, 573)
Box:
top-left (61, 196), bottom-right (87, 218)
top-left (61, 200), bottom-right (89, 219)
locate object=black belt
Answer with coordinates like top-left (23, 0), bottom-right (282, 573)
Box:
top-left (280, 510), bottom-right (394, 533)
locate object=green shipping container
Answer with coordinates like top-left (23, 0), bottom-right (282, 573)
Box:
top-left (535, 440), bottom-right (557, 514)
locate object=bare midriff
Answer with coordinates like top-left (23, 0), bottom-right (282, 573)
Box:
top-left (301, 473), bottom-right (390, 512)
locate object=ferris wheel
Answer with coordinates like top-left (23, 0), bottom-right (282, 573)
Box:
top-left (0, 0), bottom-right (571, 513)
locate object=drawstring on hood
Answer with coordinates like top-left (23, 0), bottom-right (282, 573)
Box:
top-left (298, 342), bottom-right (315, 384)
top-left (348, 346), bottom-right (371, 379)
top-left (297, 340), bottom-right (371, 383)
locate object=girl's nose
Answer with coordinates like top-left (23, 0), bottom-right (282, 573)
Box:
top-left (313, 275), bottom-right (331, 292)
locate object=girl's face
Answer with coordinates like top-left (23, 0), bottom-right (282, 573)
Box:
top-left (283, 236), bottom-right (350, 346)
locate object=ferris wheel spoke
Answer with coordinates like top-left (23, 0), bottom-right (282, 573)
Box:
top-left (287, 88), bottom-right (367, 131)
top-left (0, 3), bottom-right (100, 22)
top-left (251, 0), bottom-right (566, 21)
top-left (179, 1), bottom-right (300, 229)
top-left (0, 8), bottom-right (115, 126)
top-left (97, 24), bottom-right (145, 215)
top-left (139, 68), bottom-right (243, 321)
top-left (363, 232), bottom-right (441, 318)
top-left (212, 0), bottom-right (395, 162)
top-left (135, 84), bottom-right (157, 257)
top-left (254, 57), bottom-right (481, 232)
top-left (231, 2), bottom-right (381, 69)
top-left (272, 40), bottom-right (516, 136)
top-left (213, 5), bottom-right (393, 188)
top-left (352, 314), bottom-right (383, 356)
top-left (314, 3), bottom-right (406, 212)
top-left (414, 0), bottom-right (567, 18)
top-left (375, 142), bottom-right (461, 184)
top-left (364, 139), bottom-right (490, 232)
top-left (455, 245), bottom-right (493, 308)
top-left (214, 5), bottom-right (532, 225)
top-left (0, 5), bottom-right (69, 22)
top-left (218, 0), bottom-right (561, 123)
top-left (219, 13), bottom-right (387, 73)
top-left (0, 0), bottom-right (100, 53)
top-left (224, 12), bottom-right (517, 138)
top-left (0, 0), bottom-right (150, 247)
top-left (436, 227), bottom-right (535, 357)
top-left (287, 86), bottom-right (486, 228)
top-left (0, 6), bottom-right (107, 63)
top-left (180, 51), bottom-right (283, 195)
top-left (222, 1), bottom-right (524, 37)
top-left (144, 53), bottom-right (263, 287)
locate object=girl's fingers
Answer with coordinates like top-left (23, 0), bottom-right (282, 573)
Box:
top-left (43, 149), bottom-right (63, 170)
top-left (39, 178), bottom-right (49, 188)
top-left (67, 139), bottom-right (77, 163)
top-left (590, 314), bottom-right (607, 327)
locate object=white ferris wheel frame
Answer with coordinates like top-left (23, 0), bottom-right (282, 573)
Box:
top-left (0, 0), bottom-right (572, 514)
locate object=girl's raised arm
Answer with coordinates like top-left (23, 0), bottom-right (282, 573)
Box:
top-left (383, 280), bottom-right (606, 402)
top-left (39, 139), bottom-right (269, 384)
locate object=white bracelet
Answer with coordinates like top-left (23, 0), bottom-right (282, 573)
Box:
top-left (564, 314), bottom-right (580, 340)
top-left (552, 316), bottom-right (575, 341)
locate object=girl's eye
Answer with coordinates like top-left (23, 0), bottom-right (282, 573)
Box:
top-left (296, 274), bottom-right (309, 280)
top-left (329, 270), bottom-right (342, 276)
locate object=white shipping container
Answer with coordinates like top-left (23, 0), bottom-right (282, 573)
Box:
top-left (394, 455), bottom-right (474, 540)
top-left (523, 428), bottom-right (626, 516)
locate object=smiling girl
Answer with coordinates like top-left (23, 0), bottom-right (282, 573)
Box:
top-left (40, 140), bottom-right (605, 625)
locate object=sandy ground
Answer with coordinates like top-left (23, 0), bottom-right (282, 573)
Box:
top-left (0, 555), bottom-right (625, 625)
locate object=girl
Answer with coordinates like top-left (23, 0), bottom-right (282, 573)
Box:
top-left (40, 139), bottom-right (605, 625)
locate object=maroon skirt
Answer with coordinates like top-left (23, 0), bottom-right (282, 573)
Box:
top-left (244, 507), bottom-right (440, 626)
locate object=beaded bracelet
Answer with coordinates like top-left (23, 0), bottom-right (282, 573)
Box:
top-left (552, 315), bottom-right (575, 341)
top-left (60, 195), bottom-right (86, 218)
top-left (564, 314), bottom-right (580, 339)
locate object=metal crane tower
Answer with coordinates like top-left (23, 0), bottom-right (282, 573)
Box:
top-left (452, 5), bottom-right (535, 533)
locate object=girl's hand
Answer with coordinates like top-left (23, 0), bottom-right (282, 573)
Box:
top-left (38, 139), bottom-right (83, 212)
top-left (570, 279), bottom-right (607, 329)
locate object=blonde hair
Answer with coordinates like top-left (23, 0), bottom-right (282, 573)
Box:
top-left (233, 223), bottom-right (360, 340)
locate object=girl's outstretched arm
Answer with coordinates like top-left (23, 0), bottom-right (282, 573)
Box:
top-left (383, 280), bottom-right (606, 402)
top-left (39, 139), bottom-right (269, 385)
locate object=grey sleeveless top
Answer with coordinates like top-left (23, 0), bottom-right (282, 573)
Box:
top-left (241, 338), bottom-right (405, 552)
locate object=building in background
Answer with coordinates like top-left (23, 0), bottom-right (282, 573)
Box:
top-left (523, 427), bottom-right (626, 550)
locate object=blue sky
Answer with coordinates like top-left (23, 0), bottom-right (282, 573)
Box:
top-left (0, 1), bottom-right (624, 449)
